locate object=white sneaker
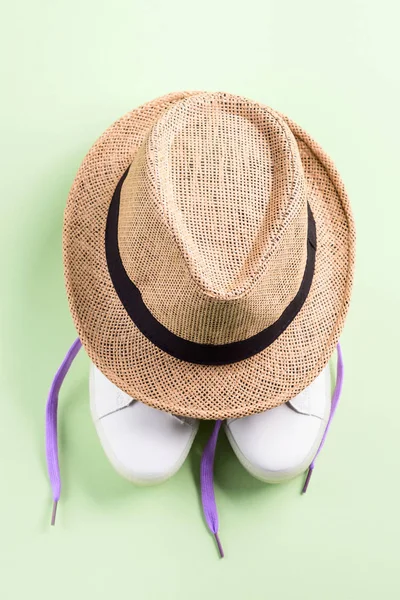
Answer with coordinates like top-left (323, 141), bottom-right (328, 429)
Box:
top-left (89, 364), bottom-right (199, 484)
top-left (225, 364), bottom-right (332, 483)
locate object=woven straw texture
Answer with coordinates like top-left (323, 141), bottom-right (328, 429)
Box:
top-left (63, 91), bottom-right (355, 419)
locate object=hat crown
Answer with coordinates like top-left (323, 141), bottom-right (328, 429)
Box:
top-left (118, 92), bottom-right (309, 344)
top-left (120, 92), bottom-right (307, 299)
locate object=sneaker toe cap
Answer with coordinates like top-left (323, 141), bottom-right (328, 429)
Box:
top-left (227, 405), bottom-right (327, 482)
top-left (90, 364), bottom-right (198, 483)
top-left (226, 365), bottom-right (332, 482)
top-left (95, 403), bottom-right (198, 484)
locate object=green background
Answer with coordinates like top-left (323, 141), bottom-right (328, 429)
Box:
top-left (1, 1), bottom-right (399, 598)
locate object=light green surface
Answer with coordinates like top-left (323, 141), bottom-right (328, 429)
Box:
top-left (1, 1), bottom-right (399, 598)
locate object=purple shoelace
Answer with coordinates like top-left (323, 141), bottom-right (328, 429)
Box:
top-left (46, 340), bottom-right (343, 550)
top-left (200, 419), bottom-right (224, 557)
top-left (45, 338), bottom-right (82, 525)
top-left (199, 342), bottom-right (344, 556)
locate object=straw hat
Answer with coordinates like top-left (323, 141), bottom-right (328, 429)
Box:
top-left (63, 91), bottom-right (355, 420)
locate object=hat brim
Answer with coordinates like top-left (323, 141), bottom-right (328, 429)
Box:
top-left (63, 91), bottom-right (355, 419)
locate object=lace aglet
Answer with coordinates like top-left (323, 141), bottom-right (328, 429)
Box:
top-left (214, 532), bottom-right (224, 558)
top-left (51, 500), bottom-right (58, 526)
top-left (302, 466), bottom-right (314, 494)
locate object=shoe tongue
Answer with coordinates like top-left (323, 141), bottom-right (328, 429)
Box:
top-left (287, 366), bottom-right (330, 420)
top-left (171, 414), bottom-right (197, 427)
top-left (93, 371), bottom-right (134, 419)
